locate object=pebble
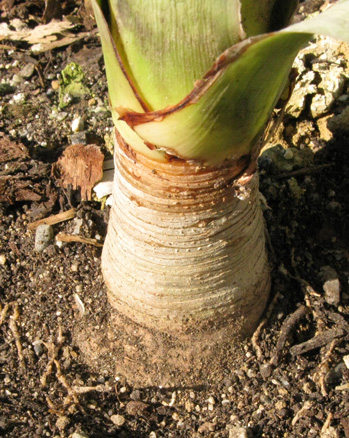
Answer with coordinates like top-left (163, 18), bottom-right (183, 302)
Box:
top-left (110, 414), bottom-right (125, 426)
top-left (284, 148), bottom-right (294, 160)
top-left (20, 63), bottom-right (35, 79)
top-left (51, 80), bottom-right (60, 90)
top-left (198, 422), bottom-right (215, 433)
top-left (35, 224), bottom-right (54, 252)
top-left (228, 426), bottom-right (252, 438)
top-left (320, 266), bottom-right (341, 306)
top-left (70, 131), bottom-right (87, 145)
top-left (33, 342), bottom-right (44, 357)
top-left (71, 115), bottom-right (84, 132)
top-left (344, 355), bottom-right (349, 369)
top-left (259, 363), bottom-right (272, 379)
top-left (149, 432), bottom-right (157, 438)
top-left (71, 433), bottom-right (89, 438)
top-left (0, 254), bottom-right (6, 265)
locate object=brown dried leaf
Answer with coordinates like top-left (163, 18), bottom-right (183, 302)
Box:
top-left (0, 134), bottom-right (29, 162)
top-left (53, 144), bottom-right (104, 201)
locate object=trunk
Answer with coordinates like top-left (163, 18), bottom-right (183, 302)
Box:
top-left (102, 132), bottom-right (271, 337)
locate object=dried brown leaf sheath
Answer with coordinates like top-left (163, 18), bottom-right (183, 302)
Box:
top-left (53, 144), bottom-right (104, 201)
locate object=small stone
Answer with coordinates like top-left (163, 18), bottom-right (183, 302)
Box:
top-left (56, 416), bottom-right (69, 431)
top-left (35, 224), bottom-right (54, 252)
top-left (149, 432), bottom-right (157, 438)
top-left (70, 131), bottom-right (87, 145)
top-left (344, 355), bottom-right (349, 369)
top-left (207, 396), bottom-right (215, 405)
top-left (33, 342), bottom-right (44, 357)
top-left (88, 98), bottom-right (97, 106)
top-left (259, 363), bottom-right (272, 379)
top-left (326, 363), bottom-right (346, 386)
top-left (320, 266), bottom-right (341, 306)
top-left (51, 80), bottom-right (60, 90)
top-left (110, 414), bottom-right (125, 427)
top-left (130, 389), bottom-right (141, 401)
top-left (284, 148), bottom-right (294, 160)
top-left (20, 63), bottom-right (35, 79)
top-left (321, 426), bottom-right (339, 438)
top-left (11, 74), bottom-right (23, 86)
top-left (0, 254), bottom-right (6, 265)
top-left (71, 433), bottom-right (89, 438)
top-left (198, 422), bottom-right (215, 433)
top-left (228, 426), bottom-right (252, 438)
top-left (72, 116), bottom-right (84, 133)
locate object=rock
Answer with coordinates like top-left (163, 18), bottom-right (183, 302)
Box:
top-left (71, 116), bottom-right (84, 133)
top-left (35, 224), bottom-right (54, 252)
top-left (259, 363), bottom-right (272, 379)
top-left (71, 433), bottom-right (89, 438)
top-left (344, 355), bottom-right (349, 369)
top-left (126, 401), bottom-right (149, 417)
top-left (327, 106), bottom-right (349, 133)
top-left (321, 426), bottom-right (339, 438)
top-left (320, 266), bottom-right (341, 306)
top-left (130, 389), bottom-right (141, 401)
top-left (325, 363), bottom-right (346, 386)
top-left (228, 426), bottom-right (252, 438)
top-left (19, 63), bottom-right (35, 79)
top-left (0, 254), bottom-right (6, 265)
top-left (33, 342), bottom-right (44, 357)
top-left (110, 414), bottom-right (125, 426)
top-left (198, 422), bottom-right (215, 433)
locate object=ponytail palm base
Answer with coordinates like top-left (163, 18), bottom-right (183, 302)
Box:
top-left (82, 133), bottom-right (271, 384)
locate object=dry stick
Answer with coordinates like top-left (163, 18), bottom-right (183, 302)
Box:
top-left (41, 325), bottom-right (64, 387)
top-left (269, 305), bottom-right (310, 367)
top-left (8, 303), bottom-right (25, 369)
top-left (55, 232), bottom-right (103, 247)
top-left (72, 384), bottom-right (114, 394)
top-left (274, 164), bottom-right (332, 180)
top-left (292, 401), bottom-right (313, 426)
top-left (314, 339), bottom-right (338, 397)
top-left (54, 359), bottom-right (86, 414)
top-left (321, 412), bottom-right (333, 434)
top-left (289, 327), bottom-right (346, 357)
top-left (0, 303), bottom-right (10, 325)
top-left (252, 292), bottom-right (282, 360)
top-left (27, 208), bottom-right (77, 231)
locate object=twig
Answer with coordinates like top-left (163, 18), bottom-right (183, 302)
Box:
top-left (28, 208), bottom-right (77, 231)
top-left (291, 400), bottom-right (313, 426)
top-left (273, 164), bottom-right (332, 180)
top-left (290, 328), bottom-right (346, 357)
top-left (314, 339), bottom-right (338, 397)
top-left (56, 232), bottom-right (103, 247)
top-left (72, 384), bottom-right (114, 394)
top-left (41, 325), bottom-right (64, 387)
top-left (252, 292), bottom-right (281, 360)
top-left (0, 302), bottom-right (10, 325)
top-left (54, 359), bottom-right (86, 414)
top-left (270, 305), bottom-right (310, 366)
top-left (321, 412), bottom-right (333, 434)
top-left (8, 303), bottom-right (25, 369)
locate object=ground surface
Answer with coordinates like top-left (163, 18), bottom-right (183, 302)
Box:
top-left (0, 1), bottom-right (349, 437)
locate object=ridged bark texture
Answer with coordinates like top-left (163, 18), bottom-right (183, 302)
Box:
top-left (102, 135), bottom-right (270, 335)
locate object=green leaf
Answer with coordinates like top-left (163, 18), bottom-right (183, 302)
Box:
top-left (128, 33), bottom-right (309, 163)
top-left (108, 0), bottom-right (243, 110)
top-left (91, 0), bottom-right (145, 114)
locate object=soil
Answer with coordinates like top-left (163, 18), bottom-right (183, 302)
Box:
top-left (0, 1), bottom-right (349, 437)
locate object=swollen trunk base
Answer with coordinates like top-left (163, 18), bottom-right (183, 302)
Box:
top-left (102, 135), bottom-right (270, 336)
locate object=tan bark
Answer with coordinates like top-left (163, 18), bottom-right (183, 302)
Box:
top-left (102, 133), bottom-right (270, 336)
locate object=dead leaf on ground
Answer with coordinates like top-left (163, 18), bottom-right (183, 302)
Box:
top-left (53, 144), bottom-right (104, 201)
top-left (0, 134), bottom-right (29, 162)
top-left (0, 18), bottom-right (91, 52)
